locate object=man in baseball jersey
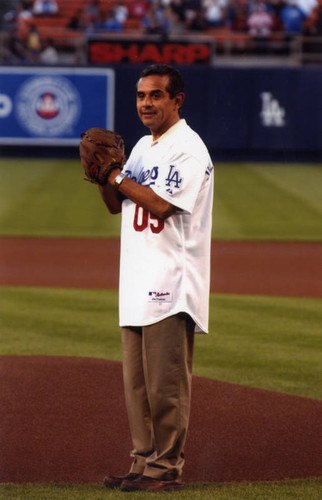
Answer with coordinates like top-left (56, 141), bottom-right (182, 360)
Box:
top-left (100, 64), bottom-right (214, 492)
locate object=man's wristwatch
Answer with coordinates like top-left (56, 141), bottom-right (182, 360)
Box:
top-left (113, 172), bottom-right (126, 188)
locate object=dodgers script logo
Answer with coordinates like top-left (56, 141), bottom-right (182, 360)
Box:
top-left (125, 166), bottom-right (159, 186)
top-left (15, 76), bottom-right (81, 136)
top-left (126, 164), bottom-right (183, 194)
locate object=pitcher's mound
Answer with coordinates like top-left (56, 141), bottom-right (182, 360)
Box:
top-left (1, 356), bottom-right (321, 484)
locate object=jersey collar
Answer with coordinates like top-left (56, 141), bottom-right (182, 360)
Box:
top-left (151, 119), bottom-right (186, 146)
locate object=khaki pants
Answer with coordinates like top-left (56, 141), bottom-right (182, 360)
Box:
top-left (121, 313), bottom-right (195, 480)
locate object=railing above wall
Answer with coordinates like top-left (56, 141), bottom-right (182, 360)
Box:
top-left (0, 28), bottom-right (321, 67)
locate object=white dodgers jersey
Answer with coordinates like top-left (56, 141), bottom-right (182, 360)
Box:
top-left (119, 119), bottom-right (214, 333)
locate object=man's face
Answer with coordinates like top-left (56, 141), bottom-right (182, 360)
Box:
top-left (136, 75), bottom-right (183, 140)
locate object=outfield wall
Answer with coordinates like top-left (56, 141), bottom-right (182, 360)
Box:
top-left (113, 65), bottom-right (322, 160)
top-left (0, 65), bottom-right (321, 160)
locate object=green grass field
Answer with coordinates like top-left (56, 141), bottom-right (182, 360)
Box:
top-left (1, 159), bottom-right (321, 499)
top-left (1, 160), bottom-right (322, 240)
top-left (1, 478), bottom-right (322, 500)
top-left (1, 288), bottom-right (321, 399)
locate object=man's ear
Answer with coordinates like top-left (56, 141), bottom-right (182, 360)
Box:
top-left (175, 92), bottom-right (185, 109)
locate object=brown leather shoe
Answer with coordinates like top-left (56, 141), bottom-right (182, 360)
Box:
top-left (120, 475), bottom-right (183, 492)
top-left (103, 472), bottom-right (141, 489)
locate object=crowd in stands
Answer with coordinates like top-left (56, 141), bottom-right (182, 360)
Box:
top-left (64, 0), bottom-right (322, 38)
top-left (1, 1), bottom-right (59, 63)
top-left (1, 0), bottom-right (322, 63)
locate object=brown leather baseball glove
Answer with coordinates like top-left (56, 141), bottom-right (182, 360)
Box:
top-left (79, 127), bottom-right (126, 186)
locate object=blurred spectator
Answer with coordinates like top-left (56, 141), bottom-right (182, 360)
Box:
top-left (85, 8), bottom-right (124, 32)
top-left (247, 2), bottom-right (274, 53)
top-left (267, 0), bottom-right (286, 16)
top-left (102, 9), bottom-right (123, 31)
top-left (266, 0), bottom-right (286, 30)
top-left (315, 5), bottom-right (322, 35)
top-left (88, 9), bottom-right (104, 31)
top-left (225, 0), bottom-right (248, 31)
top-left (3, 4), bottom-right (19, 28)
top-left (184, 0), bottom-right (203, 23)
top-left (295, 0), bottom-right (317, 17)
top-left (203, 0), bottom-right (225, 28)
top-left (84, 0), bottom-right (101, 23)
top-left (32, 0), bottom-right (59, 16)
top-left (301, 2), bottom-right (322, 55)
top-left (25, 23), bottom-right (42, 62)
top-left (279, 0), bottom-right (307, 35)
top-left (142, 1), bottom-right (168, 35)
top-left (113, 1), bottom-right (129, 24)
top-left (16, 0), bottom-right (33, 29)
top-left (146, 2), bottom-right (184, 38)
top-left (312, 4), bottom-right (322, 35)
top-left (244, 0), bottom-right (260, 14)
top-left (3, 26), bottom-right (27, 62)
top-left (164, 7), bottom-right (186, 36)
top-left (226, 0), bottom-right (248, 30)
top-left (303, 3), bottom-right (322, 35)
top-left (39, 38), bottom-right (59, 63)
top-left (187, 9), bottom-right (208, 30)
top-left (169, 0), bottom-right (186, 22)
top-left (128, 0), bottom-right (149, 19)
top-left (3, 1), bottom-right (33, 31)
top-left (247, 3), bottom-right (274, 37)
top-left (67, 9), bottom-right (86, 30)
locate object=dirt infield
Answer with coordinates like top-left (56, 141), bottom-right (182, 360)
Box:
top-left (1, 236), bottom-right (322, 484)
top-left (1, 236), bottom-right (322, 297)
top-left (1, 356), bottom-right (322, 484)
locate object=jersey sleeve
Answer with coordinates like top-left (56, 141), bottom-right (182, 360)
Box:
top-left (150, 151), bottom-right (210, 214)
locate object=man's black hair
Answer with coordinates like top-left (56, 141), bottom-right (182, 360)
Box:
top-left (139, 64), bottom-right (185, 99)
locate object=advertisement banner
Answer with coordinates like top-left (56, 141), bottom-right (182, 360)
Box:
top-left (0, 67), bottom-right (115, 145)
top-left (88, 39), bottom-right (213, 65)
